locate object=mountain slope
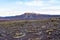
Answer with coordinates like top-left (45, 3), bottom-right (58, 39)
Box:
top-left (0, 13), bottom-right (60, 20)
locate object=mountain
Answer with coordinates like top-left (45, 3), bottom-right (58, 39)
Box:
top-left (0, 12), bottom-right (60, 20)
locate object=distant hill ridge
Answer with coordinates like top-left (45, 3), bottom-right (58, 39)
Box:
top-left (0, 12), bottom-right (60, 20)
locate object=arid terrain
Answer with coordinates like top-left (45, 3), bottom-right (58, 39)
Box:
top-left (0, 17), bottom-right (60, 40)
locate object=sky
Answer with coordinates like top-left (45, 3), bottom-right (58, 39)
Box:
top-left (0, 0), bottom-right (60, 16)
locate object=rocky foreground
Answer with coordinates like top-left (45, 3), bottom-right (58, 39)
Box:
top-left (0, 18), bottom-right (60, 40)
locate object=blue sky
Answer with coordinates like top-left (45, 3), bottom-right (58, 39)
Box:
top-left (0, 0), bottom-right (60, 16)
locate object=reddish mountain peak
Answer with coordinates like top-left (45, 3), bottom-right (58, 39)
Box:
top-left (24, 12), bottom-right (40, 15)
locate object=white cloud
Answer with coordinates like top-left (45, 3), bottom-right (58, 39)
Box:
top-left (40, 10), bottom-right (60, 15)
top-left (16, 0), bottom-right (60, 9)
top-left (24, 1), bottom-right (43, 6)
top-left (16, 1), bottom-right (23, 5)
top-left (0, 11), bottom-right (24, 17)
